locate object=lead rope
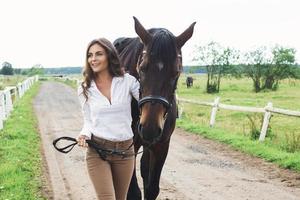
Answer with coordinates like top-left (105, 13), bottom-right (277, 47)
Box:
top-left (52, 135), bottom-right (152, 159)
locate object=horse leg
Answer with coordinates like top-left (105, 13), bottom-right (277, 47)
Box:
top-left (141, 147), bottom-right (151, 192)
top-left (127, 140), bottom-right (142, 200)
top-left (143, 142), bottom-right (170, 200)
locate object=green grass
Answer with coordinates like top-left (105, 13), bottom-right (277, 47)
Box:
top-left (177, 74), bottom-right (300, 172)
top-left (59, 78), bottom-right (78, 89)
top-left (48, 77), bottom-right (79, 89)
top-left (0, 75), bottom-right (27, 90)
top-left (0, 82), bottom-right (45, 200)
top-left (177, 117), bottom-right (300, 171)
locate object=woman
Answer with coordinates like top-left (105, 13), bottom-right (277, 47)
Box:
top-left (77, 38), bottom-right (139, 200)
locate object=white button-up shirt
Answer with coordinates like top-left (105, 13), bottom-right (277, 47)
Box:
top-left (78, 73), bottom-right (140, 141)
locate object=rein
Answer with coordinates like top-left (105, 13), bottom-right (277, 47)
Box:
top-left (52, 135), bottom-right (152, 160)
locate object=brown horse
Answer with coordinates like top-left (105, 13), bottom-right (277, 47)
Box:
top-left (114, 17), bottom-right (195, 200)
top-left (186, 76), bottom-right (194, 88)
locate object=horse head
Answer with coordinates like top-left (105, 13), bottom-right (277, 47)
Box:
top-left (134, 17), bottom-right (196, 144)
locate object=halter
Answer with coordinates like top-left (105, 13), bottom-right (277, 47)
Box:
top-left (137, 50), bottom-right (181, 117)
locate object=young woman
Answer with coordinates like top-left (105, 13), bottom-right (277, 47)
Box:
top-left (77, 38), bottom-right (139, 200)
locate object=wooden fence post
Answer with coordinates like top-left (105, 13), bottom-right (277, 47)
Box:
top-left (5, 86), bottom-right (17, 103)
top-left (0, 92), bottom-right (5, 129)
top-left (17, 83), bottom-right (23, 98)
top-left (175, 93), bottom-right (184, 119)
top-left (259, 102), bottom-right (273, 141)
top-left (210, 97), bottom-right (220, 127)
top-left (11, 87), bottom-right (18, 103)
top-left (4, 89), bottom-right (13, 118)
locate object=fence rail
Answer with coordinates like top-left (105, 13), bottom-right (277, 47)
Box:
top-left (0, 75), bottom-right (39, 130)
top-left (178, 97), bottom-right (300, 141)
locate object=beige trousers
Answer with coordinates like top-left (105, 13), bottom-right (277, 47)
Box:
top-left (86, 135), bottom-right (134, 200)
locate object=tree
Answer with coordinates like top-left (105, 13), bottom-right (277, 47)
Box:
top-left (243, 46), bottom-right (297, 92)
top-left (243, 46), bottom-right (270, 92)
top-left (1, 62), bottom-right (14, 75)
top-left (264, 46), bottom-right (296, 90)
top-left (27, 64), bottom-right (45, 76)
top-left (218, 47), bottom-right (241, 79)
top-left (194, 42), bottom-right (223, 93)
top-left (194, 42), bottom-right (239, 93)
top-left (14, 68), bottom-right (22, 74)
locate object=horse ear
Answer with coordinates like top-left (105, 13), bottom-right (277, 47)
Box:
top-left (176, 22), bottom-right (196, 48)
top-left (133, 16), bottom-right (151, 44)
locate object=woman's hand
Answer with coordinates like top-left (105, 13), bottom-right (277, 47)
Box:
top-left (77, 135), bottom-right (89, 148)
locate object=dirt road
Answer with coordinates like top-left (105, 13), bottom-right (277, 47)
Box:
top-left (34, 82), bottom-right (300, 200)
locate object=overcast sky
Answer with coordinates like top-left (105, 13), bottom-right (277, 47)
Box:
top-left (0, 0), bottom-right (299, 68)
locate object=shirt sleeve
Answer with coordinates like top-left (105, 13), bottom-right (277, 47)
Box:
top-left (129, 75), bottom-right (140, 101)
top-left (78, 85), bottom-right (92, 138)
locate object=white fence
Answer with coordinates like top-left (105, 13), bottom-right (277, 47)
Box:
top-left (178, 97), bottom-right (300, 141)
top-left (0, 75), bottom-right (39, 130)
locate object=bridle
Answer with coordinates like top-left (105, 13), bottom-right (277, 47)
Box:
top-left (137, 50), bottom-right (181, 119)
top-left (138, 95), bottom-right (171, 118)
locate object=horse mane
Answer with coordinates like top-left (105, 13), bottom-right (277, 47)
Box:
top-left (113, 28), bottom-right (179, 78)
top-left (114, 37), bottom-right (143, 78)
top-left (147, 28), bottom-right (177, 67)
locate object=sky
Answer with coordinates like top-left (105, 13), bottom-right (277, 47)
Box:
top-left (0, 0), bottom-right (299, 68)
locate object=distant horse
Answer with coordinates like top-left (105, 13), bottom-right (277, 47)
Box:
top-left (186, 76), bottom-right (193, 88)
top-left (114, 17), bottom-right (195, 200)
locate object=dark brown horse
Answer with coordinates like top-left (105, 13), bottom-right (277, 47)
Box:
top-left (186, 76), bottom-right (194, 88)
top-left (114, 17), bottom-right (195, 200)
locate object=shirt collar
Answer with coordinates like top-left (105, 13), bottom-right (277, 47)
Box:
top-left (91, 75), bottom-right (124, 88)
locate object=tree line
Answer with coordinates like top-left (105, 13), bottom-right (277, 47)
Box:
top-left (0, 62), bottom-right (82, 76)
top-left (192, 42), bottom-right (299, 93)
top-left (2, 42), bottom-right (299, 94)
top-left (1, 62), bottom-right (44, 76)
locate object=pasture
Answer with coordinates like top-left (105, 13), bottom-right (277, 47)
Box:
top-left (177, 74), bottom-right (300, 171)
top-left (0, 75), bottom-right (26, 89)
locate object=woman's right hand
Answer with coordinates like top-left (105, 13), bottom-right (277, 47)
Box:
top-left (77, 135), bottom-right (90, 148)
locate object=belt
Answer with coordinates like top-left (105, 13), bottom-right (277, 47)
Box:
top-left (52, 136), bottom-right (135, 161)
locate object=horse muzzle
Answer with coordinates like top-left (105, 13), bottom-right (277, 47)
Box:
top-left (137, 95), bottom-right (170, 144)
top-left (137, 122), bottom-right (163, 144)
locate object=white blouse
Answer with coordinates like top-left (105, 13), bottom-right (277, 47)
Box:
top-left (78, 73), bottom-right (140, 141)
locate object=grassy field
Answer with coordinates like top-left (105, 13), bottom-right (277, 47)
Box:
top-left (39, 75), bottom-right (80, 89)
top-left (0, 75), bottom-right (26, 90)
top-left (177, 74), bottom-right (300, 171)
top-left (0, 83), bottom-right (44, 200)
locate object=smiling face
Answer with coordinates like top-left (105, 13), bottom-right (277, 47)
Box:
top-left (87, 43), bottom-right (109, 74)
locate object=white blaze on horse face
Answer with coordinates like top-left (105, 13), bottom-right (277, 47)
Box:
top-left (158, 62), bottom-right (164, 71)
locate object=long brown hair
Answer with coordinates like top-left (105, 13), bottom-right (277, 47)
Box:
top-left (81, 38), bottom-right (124, 101)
